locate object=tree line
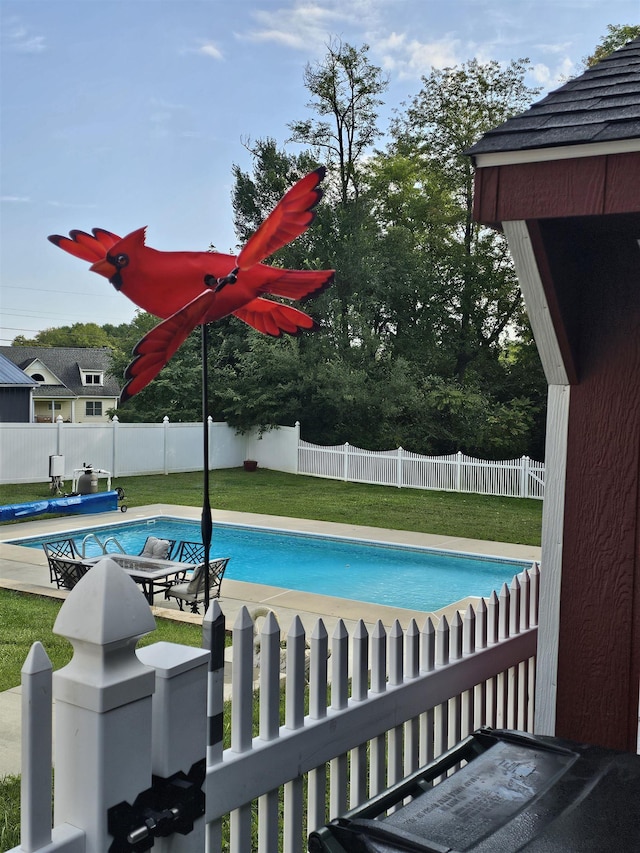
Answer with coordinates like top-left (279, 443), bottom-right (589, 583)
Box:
top-left (15, 26), bottom-right (638, 461)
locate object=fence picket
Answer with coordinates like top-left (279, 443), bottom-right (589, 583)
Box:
top-left (230, 607), bottom-right (255, 853)
top-left (434, 616), bottom-right (450, 781)
top-left (387, 621), bottom-right (404, 796)
top-left (369, 621), bottom-right (387, 798)
top-left (21, 642), bottom-right (53, 852)
top-left (349, 621), bottom-right (369, 808)
top-left (329, 621), bottom-right (349, 819)
top-left (461, 607), bottom-right (476, 740)
top-left (404, 620), bottom-right (421, 777)
top-left (257, 612), bottom-right (281, 853)
top-left (474, 599), bottom-right (488, 731)
top-left (419, 618), bottom-right (436, 768)
top-left (307, 621), bottom-right (329, 835)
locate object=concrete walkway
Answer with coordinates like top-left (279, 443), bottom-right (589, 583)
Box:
top-left (0, 505), bottom-right (541, 778)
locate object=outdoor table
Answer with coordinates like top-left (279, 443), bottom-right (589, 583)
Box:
top-left (85, 553), bottom-right (197, 604)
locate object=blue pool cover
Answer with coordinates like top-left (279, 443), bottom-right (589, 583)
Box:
top-left (0, 490), bottom-right (119, 522)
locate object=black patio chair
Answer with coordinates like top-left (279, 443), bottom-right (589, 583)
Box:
top-left (172, 540), bottom-right (205, 563)
top-left (164, 557), bottom-right (230, 613)
top-left (47, 555), bottom-right (91, 590)
top-left (43, 539), bottom-right (81, 584)
top-left (42, 538), bottom-right (79, 560)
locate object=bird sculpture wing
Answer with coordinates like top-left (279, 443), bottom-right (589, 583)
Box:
top-left (235, 167), bottom-right (326, 270)
top-left (120, 168), bottom-right (331, 402)
top-left (120, 294), bottom-right (319, 403)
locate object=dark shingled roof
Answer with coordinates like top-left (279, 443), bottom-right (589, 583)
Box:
top-left (468, 36), bottom-right (640, 157)
top-left (0, 353), bottom-right (38, 387)
top-left (0, 346), bottom-right (121, 398)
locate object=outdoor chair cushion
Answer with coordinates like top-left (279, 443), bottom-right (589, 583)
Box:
top-left (165, 557), bottom-right (230, 613)
top-left (139, 536), bottom-right (172, 559)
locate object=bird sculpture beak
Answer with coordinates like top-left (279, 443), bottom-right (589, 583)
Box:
top-left (89, 258), bottom-right (117, 278)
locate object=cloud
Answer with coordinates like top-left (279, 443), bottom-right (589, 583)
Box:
top-left (377, 32), bottom-right (463, 78)
top-left (3, 18), bottom-right (45, 53)
top-left (243, 1), bottom-right (354, 51)
top-left (1, 196), bottom-right (31, 203)
top-left (531, 56), bottom-right (576, 89)
top-left (46, 200), bottom-right (98, 209)
top-left (197, 42), bottom-right (224, 60)
top-left (181, 40), bottom-right (224, 60)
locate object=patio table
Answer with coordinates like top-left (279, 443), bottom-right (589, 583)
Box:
top-left (85, 553), bottom-right (197, 604)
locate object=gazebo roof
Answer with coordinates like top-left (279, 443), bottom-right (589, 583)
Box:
top-left (468, 36), bottom-right (640, 157)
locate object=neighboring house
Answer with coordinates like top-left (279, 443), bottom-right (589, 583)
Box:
top-left (0, 346), bottom-right (120, 423)
top-left (0, 353), bottom-right (38, 422)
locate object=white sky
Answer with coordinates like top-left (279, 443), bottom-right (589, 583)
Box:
top-left (1, 0), bottom-right (638, 344)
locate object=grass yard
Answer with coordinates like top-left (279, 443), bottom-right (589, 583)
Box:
top-left (0, 467), bottom-right (542, 546)
top-left (0, 588), bottom-right (211, 693)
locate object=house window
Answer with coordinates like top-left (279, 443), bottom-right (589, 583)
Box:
top-left (32, 373), bottom-right (45, 383)
top-left (86, 401), bottom-right (103, 417)
top-left (83, 372), bottom-right (103, 385)
top-left (47, 402), bottom-right (62, 411)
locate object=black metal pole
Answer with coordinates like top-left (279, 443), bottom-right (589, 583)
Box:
top-left (201, 323), bottom-right (212, 613)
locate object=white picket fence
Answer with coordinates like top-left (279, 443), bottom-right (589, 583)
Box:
top-left (0, 417), bottom-right (544, 499)
top-left (10, 559), bottom-right (539, 853)
top-left (298, 441), bottom-right (545, 499)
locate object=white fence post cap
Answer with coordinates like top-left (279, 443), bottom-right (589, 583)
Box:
top-left (53, 559), bottom-right (156, 712)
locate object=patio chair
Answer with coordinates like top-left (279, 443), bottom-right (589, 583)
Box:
top-left (164, 557), bottom-right (230, 613)
top-left (42, 538), bottom-right (80, 560)
top-left (47, 555), bottom-right (91, 590)
top-left (172, 540), bottom-right (205, 563)
top-left (138, 536), bottom-right (175, 560)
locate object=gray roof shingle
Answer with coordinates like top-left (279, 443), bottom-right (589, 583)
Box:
top-left (0, 346), bottom-right (121, 398)
top-left (468, 36), bottom-right (640, 156)
top-left (0, 353), bottom-right (38, 387)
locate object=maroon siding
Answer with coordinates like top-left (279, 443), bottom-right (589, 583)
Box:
top-left (537, 216), bottom-right (640, 749)
top-left (474, 153), bottom-right (640, 222)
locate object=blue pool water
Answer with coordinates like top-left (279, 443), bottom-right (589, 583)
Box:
top-left (12, 517), bottom-right (528, 612)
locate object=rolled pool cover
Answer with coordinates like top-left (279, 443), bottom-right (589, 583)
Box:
top-left (0, 490), bottom-right (119, 522)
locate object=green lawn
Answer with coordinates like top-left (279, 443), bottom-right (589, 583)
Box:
top-left (0, 468), bottom-right (542, 546)
top-left (0, 589), bottom-right (208, 693)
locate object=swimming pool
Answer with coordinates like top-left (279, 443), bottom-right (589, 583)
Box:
top-left (12, 517), bottom-right (529, 612)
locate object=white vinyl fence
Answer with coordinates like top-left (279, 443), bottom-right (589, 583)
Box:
top-left (298, 441), bottom-right (545, 499)
top-left (10, 559), bottom-right (539, 853)
top-left (0, 418), bottom-right (544, 499)
top-left (0, 418), bottom-right (300, 484)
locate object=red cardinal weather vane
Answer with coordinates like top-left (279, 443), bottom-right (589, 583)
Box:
top-left (49, 167), bottom-right (333, 612)
top-left (48, 167), bottom-right (334, 403)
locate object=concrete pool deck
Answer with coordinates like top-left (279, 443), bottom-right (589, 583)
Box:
top-left (0, 504), bottom-right (541, 777)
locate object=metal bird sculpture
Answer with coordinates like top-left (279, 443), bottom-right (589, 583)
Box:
top-left (48, 167), bottom-right (334, 402)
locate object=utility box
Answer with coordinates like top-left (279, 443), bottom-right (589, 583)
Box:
top-left (49, 454), bottom-right (64, 478)
top-left (308, 728), bottom-right (640, 853)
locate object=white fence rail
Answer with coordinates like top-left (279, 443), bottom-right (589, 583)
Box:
top-left (298, 441), bottom-right (545, 499)
top-left (9, 559), bottom-right (539, 853)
